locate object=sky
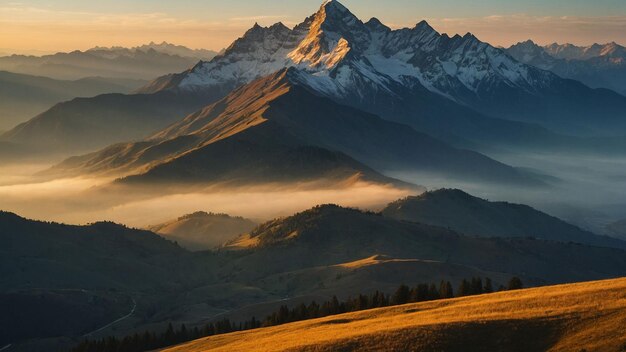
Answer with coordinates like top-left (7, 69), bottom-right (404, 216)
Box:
top-left (1, 0), bottom-right (626, 55)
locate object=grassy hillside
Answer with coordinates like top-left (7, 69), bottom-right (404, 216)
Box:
top-left (162, 277), bottom-right (626, 352)
top-left (223, 205), bottom-right (626, 284)
top-left (147, 211), bottom-right (256, 251)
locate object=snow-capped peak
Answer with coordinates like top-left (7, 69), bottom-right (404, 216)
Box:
top-left (153, 0), bottom-right (556, 107)
top-left (287, 0), bottom-right (366, 69)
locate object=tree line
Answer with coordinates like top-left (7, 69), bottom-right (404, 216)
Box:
top-left (70, 276), bottom-right (523, 352)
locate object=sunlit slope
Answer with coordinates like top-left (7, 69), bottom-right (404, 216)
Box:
top-left (51, 69), bottom-right (538, 186)
top-left (163, 277), bottom-right (626, 352)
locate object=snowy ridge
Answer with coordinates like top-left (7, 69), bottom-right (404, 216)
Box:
top-left (155, 0), bottom-right (557, 104)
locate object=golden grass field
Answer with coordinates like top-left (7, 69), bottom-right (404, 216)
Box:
top-left (161, 277), bottom-right (626, 352)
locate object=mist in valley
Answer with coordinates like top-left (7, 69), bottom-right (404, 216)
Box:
top-left (0, 161), bottom-right (414, 228)
top-left (389, 150), bottom-right (626, 235)
top-left (2, 148), bottom-right (625, 237)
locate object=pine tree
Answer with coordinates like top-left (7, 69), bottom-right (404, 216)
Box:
top-left (470, 277), bottom-right (483, 295)
top-left (458, 279), bottom-right (470, 296)
top-left (439, 280), bottom-right (454, 298)
top-left (416, 283), bottom-right (429, 301)
top-left (392, 284), bottom-right (410, 305)
top-left (484, 277), bottom-right (494, 293)
top-left (428, 283), bottom-right (440, 300)
top-left (507, 277), bottom-right (523, 290)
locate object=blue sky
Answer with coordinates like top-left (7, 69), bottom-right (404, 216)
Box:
top-left (2, 0), bottom-right (626, 54)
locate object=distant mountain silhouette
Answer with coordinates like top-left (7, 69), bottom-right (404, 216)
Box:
top-left (0, 43), bottom-right (217, 80)
top-left (0, 70), bottom-right (144, 130)
top-left (508, 40), bottom-right (626, 96)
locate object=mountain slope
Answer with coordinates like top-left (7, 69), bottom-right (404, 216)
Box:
top-left (4, 202), bottom-right (626, 350)
top-left (0, 90), bottom-right (218, 154)
top-left (0, 70), bottom-right (144, 130)
top-left (142, 0), bottom-right (626, 138)
top-left (162, 277), bottom-right (626, 352)
top-left (507, 40), bottom-right (626, 96)
top-left (606, 219), bottom-right (626, 241)
top-left (382, 189), bottom-right (626, 249)
top-left (224, 204), bottom-right (626, 284)
top-left (52, 69), bottom-right (539, 187)
top-left (0, 211), bottom-right (188, 291)
top-left (0, 211), bottom-right (194, 346)
top-left (147, 212), bottom-right (257, 251)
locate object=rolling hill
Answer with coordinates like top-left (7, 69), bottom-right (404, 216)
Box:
top-left (0, 211), bottom-right (194, 347)
top-left (161, 277), bottom-right (626, 352)
top-left (382, 189), bottom-right (626, 249)
top-left (222, 204), bottom-right (626, 285)
top-left (147, 212), bottom-right (257, 251)
top-left (0, 211), bottom-right (188, 292)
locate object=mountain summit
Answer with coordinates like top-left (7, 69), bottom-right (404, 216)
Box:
top-left (4, 0), bottom-right (626, 157)
top-left (139, 0), bottom-right (626, 138)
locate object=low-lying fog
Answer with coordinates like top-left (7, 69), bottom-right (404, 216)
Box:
top-left (1, 150), bottom-right (626, 235)
top-left (389, 151), bottom-right (626, 234)
top-left (0, 162), bottom-right (413, 227)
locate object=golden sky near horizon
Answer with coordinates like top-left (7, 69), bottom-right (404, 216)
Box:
top-left (1, 1), bottom-right (625, 55)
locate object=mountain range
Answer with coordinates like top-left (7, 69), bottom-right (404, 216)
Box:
top-left (506, 40), bottom-right (626, 95)
top-left (0, 42), bottom-right (218, 81)
top-left (0, 70), bottom-right (144, 131)
top-left (140, 1), bottom-right (626, 137)
top-left (507, 40), bottom-right (626, 96)
top-left (49, 69), bottom-right (540, 188)
top-left (3, 0), bottom-right (625, 171)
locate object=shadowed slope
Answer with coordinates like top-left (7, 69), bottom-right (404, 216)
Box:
top-left (382, 189), bottom-right (626, 249)
top-left (161, 277), bottom-right (626, 352)
top-left (1, 91), bottom-right (216, 153)
top-left (0, 71), bottom-right (144, 130)
top-left (0, 211), bottom-right (188, 291)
